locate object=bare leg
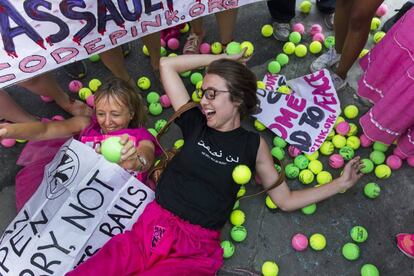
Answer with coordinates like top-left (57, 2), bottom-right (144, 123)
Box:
top-left (334, 0), bottom-right (353, 54)
top-left (141, 32), bottom-right (161, 71)
top-left (335, 0), bottom-right (383, 79)
top-left (18, 74), bottom-right (92, 117)
top-left (215, 8), bottom-right (238, 45)
top-left (100, 47), bottom-right (135, 87)
top-left (0, 90), bottom-right (37, 123)
top-left (189, 17), bottom-right (204, 36)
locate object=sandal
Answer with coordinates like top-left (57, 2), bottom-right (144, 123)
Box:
top-left (396, 233), bottom-right (414, 259)
top-left (183, 32), bottom-right (204, 55)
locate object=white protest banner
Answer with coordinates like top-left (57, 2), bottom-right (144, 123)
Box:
top-left (254, 69), bottom-right (341, 153)
top-left (0, 0), bottom-right (262, 88)
top-left (0, 139), bottom-right (154, 275)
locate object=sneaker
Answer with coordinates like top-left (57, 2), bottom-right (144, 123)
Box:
top-left (63, 61), bottom-right (87, 79)
top-left (310, 47), bottom-right (341, 72)
top-left (323, 13), bottom-right (334, 30)
top-left (183, 32), bottom-right (204, 54)
top-left (272, 22), bottom-right (291, 41)
top-left (121, 43), bottom-right (132, 57)
top-left (396, 233), bottom-right (414, 259)
top-left (330, 72), bottom-right (347, 91)
top-left (382, 2), bottom-right (414, 32)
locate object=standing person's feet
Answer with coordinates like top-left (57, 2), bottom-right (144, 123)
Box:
top-left (272, 22), bottom-right (291, 41)
top-left (63, 61), bottom-right (87, 79)
top-left (323, 13), bottom-right (334, 30)
top-left (183, 32), bottom-right (204, 54)
top-left (310, 47), bottom-right (341, 72)
top-left (396, 233), bottom-right (414, 259)
top-left (382, 2), bottom-right (414, 32)
top-left (121, 43), bottom-right (132, 57)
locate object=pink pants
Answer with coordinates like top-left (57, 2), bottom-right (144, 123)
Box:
top-left (67, 201), bottom-right (223, 276)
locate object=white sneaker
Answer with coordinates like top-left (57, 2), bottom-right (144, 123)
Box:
top-left (272, 22), bottom-right (291, 41)
top-left (310, 47), bottom-right (341, 72)
top-left (330, 72), bottom-right (347, 91)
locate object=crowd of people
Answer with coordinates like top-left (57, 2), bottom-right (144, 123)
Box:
top-left (0, 0), bottom-right (413, 274)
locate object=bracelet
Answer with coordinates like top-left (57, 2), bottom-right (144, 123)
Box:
top-left (136, 154), bottom-right (147, 171)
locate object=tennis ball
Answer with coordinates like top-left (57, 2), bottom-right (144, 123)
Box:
top-left (174, 139), bottom-right (184, 149)
top-left (361, 264), bottom-right (380, 276)
top-left (283, 42), bottom-right (296, 55)
top-left (262, 261), bottom-right (279, 276)
top-left (373, 141), bottom-right (389, 152)
top-left (230, 209), bottom-right (245, 226)
top-left (271, 147), bottom-right (285, 161)
top-left (309, 41), bottom-right (322, 54)
top-left (329, 154), bottom-right (345, 169)
top-left (137, 77), bottom-right (151, 90)
top-left (360, 158), bottom-right (374, 174)
top-left (226, 41), bottom-right (242, 55)
top-left (155, 119), bottom-right (167, 133)
top-left (387, 155), bottom-right (403, 170)
top-left (191, 90), bottom-right (202, 103)
top-left (370, 17), bottom-right (381, 31)
top-left (268, 61), bottom-right (281, 74)
top-left (160, 46), bottom-right (167, 57)
top-left (343, 105), bottom-right (359, 119)
top-left (78, 87), bottom-right (92, 101)
top-left (232, 165), bottom-right (252, 184)
top-left (295, 44), bottom-right (307, 57)
top-left (89, 54), bottom-right (100, 62)
top-left (265, 195), bottom-right (278, 210)
top-left (240, 41), bottom-right (254, 57)
top-left (146, 91), bottom-right (160, 104)
top-left (180, 70), bottom-right (191, 78)
top-left (316, 171), bottom-right (332, 185)
top-left (342, 243), bottom-right (360, 261)
top-left (273, 136), bottom-right (287, 148)
top-left (274, 164), bottom-right (281, 173)
top-left (180, 23), bottom-right (190, 33)
top-left (299, 169), bottom-right (314, 184)
top-left (320, 141), bottom-right (334, 155)
top-left (101, 136), bottom-right (123, 163)
top-left (291, 233), bottom-right (309, 251)
top-left (68, 80), bottom-right (83, 93)
top-left (294, 155), bottom-right (310, 170)
top-left (211, 42), bottom-right (223, 54)
top-left (88, 79), bottom-right (102, 92)
top-left (285, 163), bottom-right (300, 179)
top-left (276, 53), bottom-right (289, 66)
top-left (335, 116), bottom-right (345, 127)
top-left (86, 94), bottom-right (94, 107)
top-left (189, 72), bottom-right (203, 85)
top-left (305, 151), bottom-right (319, 161)
top-left (370, 150), bottom-right (386, 165)
top-left (168, 53), bottom-right (178, 57)
top-left (347, 123), bottom-right (358, 136)
top-left (364, 182), bottom-right (381, 199)
top-left (254, 119), bottom-right (266, 131)
top-left (221, 240), bottom-right (235, 259)
top-left (149, 102), bottom-right (163, 116)
top-left (289, 32), bottom-right (302, 44)
top-left (359, 49), bottom-right (369, 59)
top-left (339, 146), bottom-right (355, 161)
top-left (336, 121), bottom-right (350, 136)
top-left (332, 135), bottom-right (347, 149)
top-left (160, 94), bottom-right (172, 107)
top-left (147, 128), bottom-right (157, 136)
top-left (375, 164), bottom-right (391, 179)
top-left (233, 200), bottom-right (240, 210)
top-left (257, 81), bottom-right (266, 90)
top-left (309, 233), bottom-right (326, 251)
top-left (299, 0), bottom-right (312, 13)
top-left (346, 136), bottom-right (361, 150)
top-left (277, 85), bottom-right (292, 94)
top-left (324, 35), bottom-right (335, 48)
top-left (373, 31), bottom-right (386, 43)
top-left (230, 225), bottom-right (247, 242)
top-left (301, 203), bottom-right (317, 215)
top-left (261, 24), bottom-right (274, 37)
top-left (350, 226), bottom-right (368, 243)
top-left (308, 160), bottom-right (323, 174)
top-left (237, 185), bottom-right (246, 198)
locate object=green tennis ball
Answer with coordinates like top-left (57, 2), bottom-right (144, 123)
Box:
top-left (364, 182), bottom-right (381, 199)
top-left (232, 165), bottom-right (252, 184)
top-left (174, 139), bottom-right (184, 149)
top-left (342, 242), bottom-right (360, 261)
top-left (240, 41), bottom-right (254, 57)
top-left (373, 141), bottom-right (389, 152)
top-left (295, 44), bottom-right (307, 57)
top-left (316, 171), bottom-right (332, 185)
top-left (190, 72), bottom-right (203, 85)
top-left (309, 233), bottom-right (326, 250)
top-left (324, 36), bottom-right (335, 48)
top-left (375, 164), bottom-right (391, 179)
top-left (155, 119), bottom-right (167, 133)
top-left (230, 225), bottom-right (247, 242)
top-left (230, 209), bottom-right (245, 226)
top-left (268, 61), bottom-right (281, 74)
top-left (221, 240), bottom-right (235, 258)
top-left (332, 134), bottom-right (347, 149)
top-left (285, 163), bottom-right (300, 179)
top-left (262, 261), bottom-right (279, 276)
top-left (274, 164), bottom-right (281, 173)
top-left (89, 54), bottom-right (100, 62)
top-left (360, 159), bottom-right (374, 174)
top-left (346, 136), bottom-right (361, 150)
top-left (254, 119), bottom-right (266, 131)
top-left (276, 53), bottom-right (289, 66)
top-left (373, 31), bottom-right (386, 43)
top-left (147, 128), bottom-right (157, 136)
top-left (273, 136), bottom-right (287, 148)
top-left (78, 87), bottom-right (92, 101)
top-left (233, 200), bottom-right (240, 210)
top-left (320, 141), bottom-right (334, 155)
top-left (350, 226), bottom-right (368, 243)
top-left (137, 77), bottom-right (151, 90)
top-left (309, 41), bottom-right (322, 54)
top-left (370, 17), bottom-right (381, 31)
top-left (339, 146), bottom-right (355, 161)
top-left (370, 150), bottom-right (386, 165)
top-left (146, 91), bottom-right (160, 104)
top-left (261, 24), bottom-right (273, 37)
top-left (149, 102), bottom-right (163, 116)
top-left (302, 203), bottom-right (317, 215)
top-left (283, 42), bottom-right (296, 55)
top-left (271, 147), bottom-right (285, 161)
top-left (361, 264), bottom-right (380, 276)
top-left (226, 41), bottom-right (242, 55)
top-left (211, 42), bottom-right (223, 54)
top-left (265, 195), bottom-right (278, 210)
top-left (180, 70), bottom-right (191, 78)
top-left (299, 169), bottom-right (314, 184)
top-left (344, 105), bottom-right (359, 119)
top-left (299, 0), bottom-right (312, 13)
top-left (294, 155), bottom-right (309, 170)
top-left (289, 32), bottom-right (302, 44)
top-left (88, 78), bottom-right (102, 92)
top-left (101, 136), bottom-right (123, 163)
top-left (160, 46), bottom-right (167, 56)
top-left (237, 185), bottom-right (246, 198)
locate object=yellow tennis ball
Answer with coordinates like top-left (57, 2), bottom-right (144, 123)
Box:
top-left (344, 105), bottom-right (359, 119)
top-left (261, 24), bottom-right (274, 37)
top-left (316, 171), bottom-right (333, 185)
top-left (326, 130), bottom-right (335, 141)
top-left (308, 160), bottom-right (323, 174)
top-left (299, 169), bottom-right (314, 184)
top-left (295, 44), bottom-right (307, 57)
top-left (191, 90), bottom-right (202, 103)
top-left (370, 17), bottom-right (381, 31)
top-left (240, 41), bottom-right (254, 57)
top-left (168, 53), bottom-right (178, 57)
top-left (375, 164), bottom-right (391, 179)
top-left (332, 134), bottom-right (347, 149)
top-left (230, 209), bottom-right (245, 226)
top-left (232, 165), bottom-right (252, 184)
top-left (283, 42), bottom-right (296, 55)
top-left (254, 119), bottom-right (266, 131)
top-left (305, 151), bottom-right (319, 161)
top-left (277, 85), bottom-right (292, 94)
top-left (320, 141), bottom-right (334, 155)
top-left (78, 87), bottom-right (92, 100)
top-left (359, 49), bottom-right (369, 59)
top-left (309, 41), bottom-right (322, 54)
top-left (237, 185), bottom-right (246, 198)
top-left (310, 233), bottom-right (326, 250)
top-left (142, 45), bottom-right (149, 56)
top-left (257, 81), bottom-right (266, 90)
top-left (347, 123), bottom-right (358, 136)
top-left (262, 261), bottom-right (279, 276)
top-left (137, 77), bottom-right (151, 90)
top-left (211, 42), bottom-right (223, 54)
top-left (180, 23), bottom-right (190, 33)
top-left (346, 136), bottom-right (361, 150)
top-left (299, 0), bottom-right (312, 13)
top-left (335, 116), bottom-right (345, 127)
top-left (88, 78), bottom-right (102, 92)
top-left (373, 31), bottom-right (386, 44)
top-left (265, 195), bottom-right (278, 210)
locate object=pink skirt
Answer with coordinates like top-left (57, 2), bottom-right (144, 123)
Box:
top-left (357, 7), bottom-right (414, 157)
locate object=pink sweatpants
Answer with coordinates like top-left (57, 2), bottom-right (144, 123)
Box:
top-left (66, 201), bottom-right (223, 276)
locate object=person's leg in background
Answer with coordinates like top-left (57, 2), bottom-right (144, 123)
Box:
top-left (316, 0), bottom-right (336, 30)
top-left (215, 8), bottom-right (238, 46)
top-left (267, 0), bottom-right (296, 41)
top-left (141, 32), bottom-right (161, 72)
top-left (0, 90), bottom-right (37, 123)
top-left (100, 46), bottom-right (136, 88)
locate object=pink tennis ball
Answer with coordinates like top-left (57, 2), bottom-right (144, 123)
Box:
top-left (160, 38), bottom-right (166, 48)
top-left (329, 153), bottom-right (345, 169)
top-left (69, 80), bottom-right (83, 93)
top-left (40, 95), bottom-right (53, 103)
top-left (386, 155), bottom-right (402, 170)
top-left (336, 121), bottom-right (350, 136)
top-left (407, 156), bottom-right (414, 167)
top-left (199, 42), bottom-right (211, 54)
top-left (1, 138), bottom-right (16, 148)
top-left (86, 94), bottom-right (95, 107)
top-left (376, 3), bottom-right (388, 17)
top-left (292, 233), bottom-right (308, 251)
top-left (312, 33), bottom-right (325, 43)
top-left (310, 24), bottom-right (323, 35)
top-left (167, 38), bottom-right (180, 50)
top-left (288, 145), bottom-right (301, 157)
top-left (159, 94), bottom-right (171, 108)
top-left (52, 115), bottom-right (64, 121)
top-left (292, 23), bottom-right (305, 35)
top-left (360, 134), bottom-right (373, 147)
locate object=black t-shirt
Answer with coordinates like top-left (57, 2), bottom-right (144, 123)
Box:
top-left (155, 107), bottom-right (260, 229)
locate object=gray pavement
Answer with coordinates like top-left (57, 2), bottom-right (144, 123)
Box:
top-left (1, 0), bottom-right (413, 275)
